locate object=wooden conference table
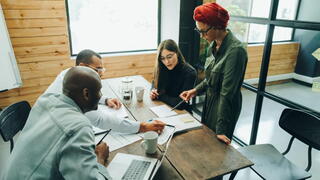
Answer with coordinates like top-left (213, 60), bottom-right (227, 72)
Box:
top-left (101, 75), bottom-right (253, 180)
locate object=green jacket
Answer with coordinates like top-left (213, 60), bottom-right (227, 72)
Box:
top-left (196, 30), bottom-right (248, 138)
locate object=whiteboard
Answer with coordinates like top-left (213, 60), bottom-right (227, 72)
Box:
top-left (0, 4), bottom-right (22, 91)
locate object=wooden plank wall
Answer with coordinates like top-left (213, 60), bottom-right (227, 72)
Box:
top-left (0, 0), bottom-right (298, 109)
top-left (0, 0), bottom-right (156, 108)
top-left (246, 42), bottom-right (299, 79)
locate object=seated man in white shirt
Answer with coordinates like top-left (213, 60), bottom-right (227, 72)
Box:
top-left (3, 67), bottom-right (111, 179)
top-left (45, 49), bottom-right (164, 134)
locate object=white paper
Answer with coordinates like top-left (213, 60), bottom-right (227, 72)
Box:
top-left (95, 128), bottom-right (141, 152)
top-left (149, 105), bottom-right (177, 118)
top-left (157, 126), bottom-right (176, 145)
top-left (98, 104), bottom-right (128, 119)
top-left (157, 113), bottom-right (202, 133)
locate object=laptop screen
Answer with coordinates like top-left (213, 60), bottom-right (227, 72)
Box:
top-left (149, 126), bottom-right (175, 179)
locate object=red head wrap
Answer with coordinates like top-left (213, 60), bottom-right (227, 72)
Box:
top-left (193, 3), bottom-right (230, 29)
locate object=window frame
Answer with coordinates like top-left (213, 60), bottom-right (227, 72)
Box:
top-left (65, 0), bottom-right (161, 57)
top-left (226, 0), bottom-right (300, 44)
top-left (234, 0), bottom-right (320, 145)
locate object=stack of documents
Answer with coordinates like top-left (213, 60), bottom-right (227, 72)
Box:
top-left (149, 105), bottom-right (177, 118)
top-left (149, 104), bottom-right (202, 145)
top-left (157, 113), bottom-right (202, 132)
top-left (156, 113), bottom-right (202, 145)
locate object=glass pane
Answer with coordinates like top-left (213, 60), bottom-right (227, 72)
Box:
top-left (67, 0), bottom-right (158, 54)
top-left (248, 24), bottom-right (267, 43)
top-left (233, 88), bottom-right (256, 144)
top-left (245, 42), bottom-right (263, 88)
top-left (273, 27), bottom-right (293, 41)
top-left (265, 28), bottom-right (320, 111)
top-left (217, 0), bottom-right (271, 18)
top-left (228, 21), bottom-right (249, 43)
top-left (247, 25), bottom-right (293, 43)
top-left (297, 0), bottom-right (320, 23)
top-left (217, 0), bottom-right (251, 17)
top-left (250, 0), bottom-right (271, 18)
top-left (276, 0), bottom-right (298, 20)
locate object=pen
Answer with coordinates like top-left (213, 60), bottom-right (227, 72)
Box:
top-left (170, 99), bottom-right (185, 111)
top-left (96, 129), bottom-right (111, 145)
top-left (94, 130), bottom-right (110, 136)
top-left (147, 119), bottom-right (174, 127)
top-left (165, 124), bottom-right (175, 128)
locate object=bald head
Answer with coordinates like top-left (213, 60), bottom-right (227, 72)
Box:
top-left (63, 66), bottom-right (102, 113)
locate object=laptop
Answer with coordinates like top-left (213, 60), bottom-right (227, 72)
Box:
top-left (106, 127), bottom-right (175, 180)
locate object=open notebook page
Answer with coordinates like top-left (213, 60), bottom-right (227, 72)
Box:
top-left (149, 105), bottom-right (177, 118)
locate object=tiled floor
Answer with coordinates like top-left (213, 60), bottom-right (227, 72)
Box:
top-left (194, 81), bottom-right (320, 180)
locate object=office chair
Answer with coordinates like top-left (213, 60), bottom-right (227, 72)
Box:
top-left (0, 101), bottom-right (31, 153)
top-left (236, 108), bottom-right (320, 180)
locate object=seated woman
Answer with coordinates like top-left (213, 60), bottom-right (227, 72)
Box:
top-left (150, 39), bottom-right (197, 113)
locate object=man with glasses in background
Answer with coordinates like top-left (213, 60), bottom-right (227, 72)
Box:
top-left (45, 49), bottom-right (165, 134)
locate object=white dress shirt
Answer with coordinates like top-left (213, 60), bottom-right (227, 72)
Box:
top-left (45, 68), bottom-right (140, 134)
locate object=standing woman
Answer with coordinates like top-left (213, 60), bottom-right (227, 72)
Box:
top-left (180, 3), bottom-right (248, 144)
top-left (151, 39), bottom-right (197, 113)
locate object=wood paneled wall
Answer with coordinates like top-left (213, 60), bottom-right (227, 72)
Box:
top-left (0, 0), bottom-right (298, 109)
top-left (0, 0), bottom-right (156, 108)
top-left (246, 42), bottom-right (299, 79)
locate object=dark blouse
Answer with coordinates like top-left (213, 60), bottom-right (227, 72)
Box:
top-left (157, 63), bottom-right (197, 113)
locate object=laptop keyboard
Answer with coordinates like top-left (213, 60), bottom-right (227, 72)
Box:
top-left (121, 159), bottom-right (151, 180)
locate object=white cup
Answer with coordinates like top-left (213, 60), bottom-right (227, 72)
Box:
top-left (135, 86), bottom-right (145, 102)
top-left (140, 131), bottom-right (158, 154)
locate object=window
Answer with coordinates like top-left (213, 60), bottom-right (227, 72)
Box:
top-left (66, 0), bottom-right (159, 55)
top-left (217, 0), bottom-right (298, 43)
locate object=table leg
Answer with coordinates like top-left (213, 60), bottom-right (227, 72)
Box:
top-left (229, 170), bottom-right (238, 180)
top-left (210, 176), bottom-right (222, 180)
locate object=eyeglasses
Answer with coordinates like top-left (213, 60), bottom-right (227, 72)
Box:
top-left (85, 64), bottom-right (106, 73)
top-left (160, 53), bottom-right (175, 62)
top-left (194, 26), bottom-right (213, 35)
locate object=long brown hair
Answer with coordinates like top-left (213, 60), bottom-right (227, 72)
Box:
top-left (153, 39), bottom-right (186, 91)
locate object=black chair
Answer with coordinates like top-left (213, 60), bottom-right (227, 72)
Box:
top-left (0, 101), bottom-right (31, 153)
top-left (236, 108), bottom-right (320, 180)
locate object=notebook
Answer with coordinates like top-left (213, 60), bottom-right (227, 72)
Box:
top-left (149, 105), bottom-right (177, 118)
top-left (155, 113), bottom-right (202, 145)
top-left (158, 113), bottom-right (202, 133)
top-left (106, 126), bottom-right (174, 180)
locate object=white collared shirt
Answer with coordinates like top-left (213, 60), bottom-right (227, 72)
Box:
top-left (44, 68), bottom-right (140, 134)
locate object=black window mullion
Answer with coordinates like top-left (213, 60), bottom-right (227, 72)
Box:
top-left (231, 0), bottom-right (320, 146)
top-left (230, 16), bottom-right (269, 25)
top-left (231, 17), bottom-right (320, 31)
top-left (291, 0), bottom-right (302, 40)
top-left (249, 0), bottom-right (279, 145)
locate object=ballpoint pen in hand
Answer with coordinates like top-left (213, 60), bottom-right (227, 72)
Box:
top-left (165, 124), bottom-right (175, 128)
top-left (170, 99), bottom-right (185, 111)
top-left (95, 129), bottom-right (110, 136)
top-left (96, 129), bottom-right (111, 145)
top-left (147, 119), bottom-right (174, 128)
